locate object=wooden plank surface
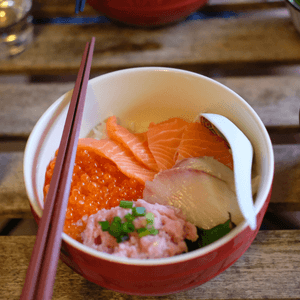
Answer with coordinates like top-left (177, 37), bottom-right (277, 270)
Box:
top-left (1, 76), bottom-right (299, 138)
top-left (0, 152), bottom-right (30, 219)
top-left (1, 144), bottom-right (299, 219)
top-left (1, 11), bottom-right (300, 75)
top-left (0, 83), bottom-right (73, 138)
top-left (269, 144), bottom-right (300, 212)
top-left (1, 231), bottom-right (299, 299)
top-left (1, 3), bottom-right (299, 299)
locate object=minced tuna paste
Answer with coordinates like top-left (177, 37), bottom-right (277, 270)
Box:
top-left (81, 199), bottom-right (198, 259)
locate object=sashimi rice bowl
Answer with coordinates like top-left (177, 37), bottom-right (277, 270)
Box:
top-left (24, 67), bottom-right (274, 296)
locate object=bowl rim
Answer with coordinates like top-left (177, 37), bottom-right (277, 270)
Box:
top-left (24, 66), bottom-right (275, 266)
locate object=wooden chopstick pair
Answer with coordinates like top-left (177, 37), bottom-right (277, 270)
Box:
top-left (75, 0), bottom-right (86, 14)
top-left (20, 37), bottom-right (95, 300)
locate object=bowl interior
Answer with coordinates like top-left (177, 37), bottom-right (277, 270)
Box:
top-left (24, 67), bottom-right (274, 264)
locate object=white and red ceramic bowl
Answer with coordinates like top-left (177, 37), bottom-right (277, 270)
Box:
top-left (24, 67), bottom-right (274, 296)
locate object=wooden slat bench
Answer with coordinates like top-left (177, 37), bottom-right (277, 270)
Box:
top-left (1, 231), bottom-right (300, 299)
top-left (1, 3), bottom-right (300, 75)
top-left (1, 0), bottom-right (300, 298)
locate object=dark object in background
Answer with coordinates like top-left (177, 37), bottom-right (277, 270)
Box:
top-left (86, 0), bottom-right (209, 27)
top-left (75, 0), bottom-right (86, 14)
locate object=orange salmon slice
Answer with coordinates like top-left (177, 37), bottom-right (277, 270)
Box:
top-left (147, 118), bottom-right (189, 171)
top-left (175, 122), bottom-right (234, 169)
top-left (77, 138), bottom-right (157, 184)
top-left (106, 116), bottom-right (159, 172)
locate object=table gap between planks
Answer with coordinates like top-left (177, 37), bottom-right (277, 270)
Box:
top-left (0, 0), bottom-right (300, 299)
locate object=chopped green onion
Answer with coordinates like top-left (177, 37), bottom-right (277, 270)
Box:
top-left (113, 216), bottom-right (122, 223)
top-left (137, 226), bottom-right (159, 238)
top-left (120, 200), bottom-right (134, 209)
top-left (137, 227), bottom-right (151, 237)
top-left (116, 234), bottom-right (129, 243)
top-left (145, 212), bottom-right (154, 225)
top-left (109, 220), bottom-right (121, 237)
top-left (148, 228), bottom-right (159, 235)
top-left (124, 213), bottom-right (135, 223)
top-left (139, 230), bottom-right (150, 238)
top-left (99, 221), bottom-right (110, 231)
top-left (136, 227), bottom-right (147, 234)
top-left (121, 222), bottom-right (135, 233)
top-left (132, 206), bottom-right (146, 217)
top-left (99, 206), bottom-right (159, 242)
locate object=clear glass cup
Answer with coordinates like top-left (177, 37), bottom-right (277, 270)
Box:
top-left (0, 0), bottom-right (33, 59)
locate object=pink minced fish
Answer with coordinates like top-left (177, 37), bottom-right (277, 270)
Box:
top-left (81, 199), bottom-right (198, 259)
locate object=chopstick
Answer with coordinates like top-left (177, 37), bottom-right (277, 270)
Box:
top-left (20, 37), bottom-right (95, 300)
top-left (75, 0), bottom-right (86, 14)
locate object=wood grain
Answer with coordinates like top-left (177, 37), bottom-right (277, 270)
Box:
top-left (0, 231), bottom-right (299, 299)
top-left (269, 144), bottom-right (300, 212)
top-left (0, 152), bottom-right (31, 218)
top-left (0, 83), bottom-right (73, 138)
top-left (1, 3), bottom-right (299, 299)
top-left (1, 12), bottom-right (300, 75)
top-left (0, 76), bottom-right (299, 138)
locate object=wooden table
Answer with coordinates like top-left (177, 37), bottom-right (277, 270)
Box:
top-left (1, 0), bottom-right (300, 299)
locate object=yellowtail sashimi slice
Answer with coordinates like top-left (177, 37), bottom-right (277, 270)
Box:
top-left (143, 168), bottom-right (244, 229)
top-left (174, 157), bottom-right (260, 196)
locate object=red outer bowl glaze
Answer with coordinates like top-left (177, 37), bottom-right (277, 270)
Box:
top-left (86, 0), bottom-right (208, 26)
top-left (29, 188), bottom-right (271, 296)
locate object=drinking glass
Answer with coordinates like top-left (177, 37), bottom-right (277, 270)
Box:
top-left (0, 0), bottom-right (33, 59)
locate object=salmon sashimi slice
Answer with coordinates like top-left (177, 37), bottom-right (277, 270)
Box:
top-left (106, 116), bottom-right (159, 172)
top-left (175, 122), bottom-right (234, 169)
top-left (77, 138), bottom-right (157, 184)
top-left (147, 118), bottom-right (189, 171)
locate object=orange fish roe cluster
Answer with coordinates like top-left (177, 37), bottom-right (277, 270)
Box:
top-left (44, 148), bottom-right (145, 242)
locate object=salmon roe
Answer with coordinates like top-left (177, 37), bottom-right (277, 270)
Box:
top-left (44, 148), bottom-right (145, 242)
